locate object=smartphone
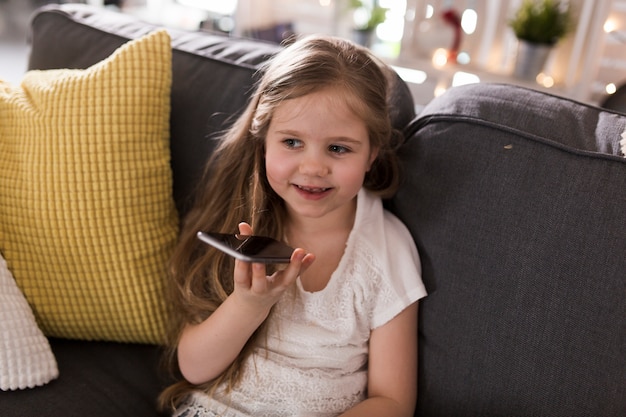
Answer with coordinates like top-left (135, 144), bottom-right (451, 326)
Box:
top-left (196, 231), bottom-right (294, 264)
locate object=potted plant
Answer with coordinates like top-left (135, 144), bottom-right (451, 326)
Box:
top-left (508, 0), bottom-right (573, 79)
top-left (349, 0), bottom-right (388, 47)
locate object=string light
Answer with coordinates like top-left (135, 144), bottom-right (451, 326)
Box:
top-left (432, 48), bottom-right (449, 67)
top-left (606, 83), bottom-right (617, 95)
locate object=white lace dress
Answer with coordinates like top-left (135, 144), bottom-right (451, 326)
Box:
top-left (175, 189), bottom-right (426, 417)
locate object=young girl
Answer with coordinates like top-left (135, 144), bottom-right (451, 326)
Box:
top-left (160, 34), bottom-right (426, 417)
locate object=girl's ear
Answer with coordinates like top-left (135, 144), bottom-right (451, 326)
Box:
top-left (367, 147), bottom-right (380, 171)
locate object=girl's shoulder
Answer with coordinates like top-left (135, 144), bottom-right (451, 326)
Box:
top-left (355, 189), bottom-right (416, 252)
top-left (349, 190), bottom-right (420, 284)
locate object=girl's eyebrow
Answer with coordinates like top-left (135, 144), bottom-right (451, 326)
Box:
top-left (274, 129), bottom-right (301, 137)
top-left (331, 137), bottom-right (366, 148)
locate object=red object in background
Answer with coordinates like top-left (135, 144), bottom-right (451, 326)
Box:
top-left (442, 9), bottom-right (462, 63)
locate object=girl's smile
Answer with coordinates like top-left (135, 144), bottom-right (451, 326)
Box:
top-left (293, 185), bottom-right (332, 200)
top-left (264, 88), bottom-right (378, 225)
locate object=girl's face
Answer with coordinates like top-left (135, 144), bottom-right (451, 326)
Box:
top-left (264, 88), bottom-right (378, 225)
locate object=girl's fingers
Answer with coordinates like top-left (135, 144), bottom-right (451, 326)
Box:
top-left (299, 252), bottom-right (316, 273)
top-left (233, 222), bottom-right (254, 288)
top-left (249, 262), bottom-right (269, 294)
top-left (238, 222), bottom-right (253, 236)
top-left (234, 222), bottom-right (316, 296)
top-left (271, 249), bottom-right (314, 289)
top-left (233, 257), bottom-right (252, 288)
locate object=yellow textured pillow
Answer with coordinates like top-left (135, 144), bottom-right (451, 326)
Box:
top-left (0, 30), bottom-right (179, 344)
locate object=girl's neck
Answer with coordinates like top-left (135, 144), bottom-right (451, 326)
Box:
top-left (286, 197), bottom-right (357, 240)
top-left (285, 200), bottom-right (357, 292)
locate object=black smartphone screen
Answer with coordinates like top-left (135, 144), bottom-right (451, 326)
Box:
top-left (196, 231), bottom-right (294, 263)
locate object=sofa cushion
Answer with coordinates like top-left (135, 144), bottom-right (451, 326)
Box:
top-left (0, 338), bottom-right (167, 417)
top-left (0, 252), bottom-right (58, 391)
top-left (0, 30), bottom-right (179, 344)
top-left (389, 83), bottom-right (626, 417)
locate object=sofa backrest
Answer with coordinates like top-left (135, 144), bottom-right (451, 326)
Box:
top-left (28, 4), bottom-right (415, 217)
top-left (389, 83), bottom-right (626, 416)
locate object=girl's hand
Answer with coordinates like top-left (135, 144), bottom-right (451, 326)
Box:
top-left (177, 222), bottom-right (315, 385)
top-left (232, 222), bottom-right (315, 313)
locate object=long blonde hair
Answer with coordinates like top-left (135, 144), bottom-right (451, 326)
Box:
top-left (159, 34), bottom-right (403, 411)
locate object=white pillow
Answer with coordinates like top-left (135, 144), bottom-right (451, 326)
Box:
top-left (0, 252), bottom-right (58, 390)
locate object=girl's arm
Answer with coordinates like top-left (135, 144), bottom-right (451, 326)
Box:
top-left (177, 223), bottom-right (315, 385)
top-left (340, 301), bottom-right (419, 417)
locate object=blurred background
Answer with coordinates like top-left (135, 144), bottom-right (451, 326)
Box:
top-left (3, 0), bottom-right (626, 109)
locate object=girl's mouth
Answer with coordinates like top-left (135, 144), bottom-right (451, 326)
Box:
top-left (296, 185), bottom-right (331, 193)
top-left (294, 184), bottom-right (332, 200)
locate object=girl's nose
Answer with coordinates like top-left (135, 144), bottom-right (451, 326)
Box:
top-left (299, 154), bottom-right (329, 177)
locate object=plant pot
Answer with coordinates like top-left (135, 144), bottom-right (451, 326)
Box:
top-left (513, 40), bottom-right (552, 80)
top-left (353, 29), bottom-right (374, 48)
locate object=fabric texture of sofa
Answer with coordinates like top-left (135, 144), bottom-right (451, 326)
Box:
top-left (0, 4), bottom-right (624, 417)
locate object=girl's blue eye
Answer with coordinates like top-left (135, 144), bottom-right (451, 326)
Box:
top-left (283, 138), bottom-right (302, 148)
top-left (329, 145), bottom-right (350, 154)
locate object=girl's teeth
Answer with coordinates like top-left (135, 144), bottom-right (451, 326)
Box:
top-left (299, 185), bottom-right (327, 192)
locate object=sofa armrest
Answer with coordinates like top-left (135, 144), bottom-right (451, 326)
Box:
top-left (389, 83), bottom-right (626, 417)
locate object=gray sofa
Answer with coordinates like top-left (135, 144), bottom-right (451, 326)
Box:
top-left (0, 4), bottom-right (624, 417)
